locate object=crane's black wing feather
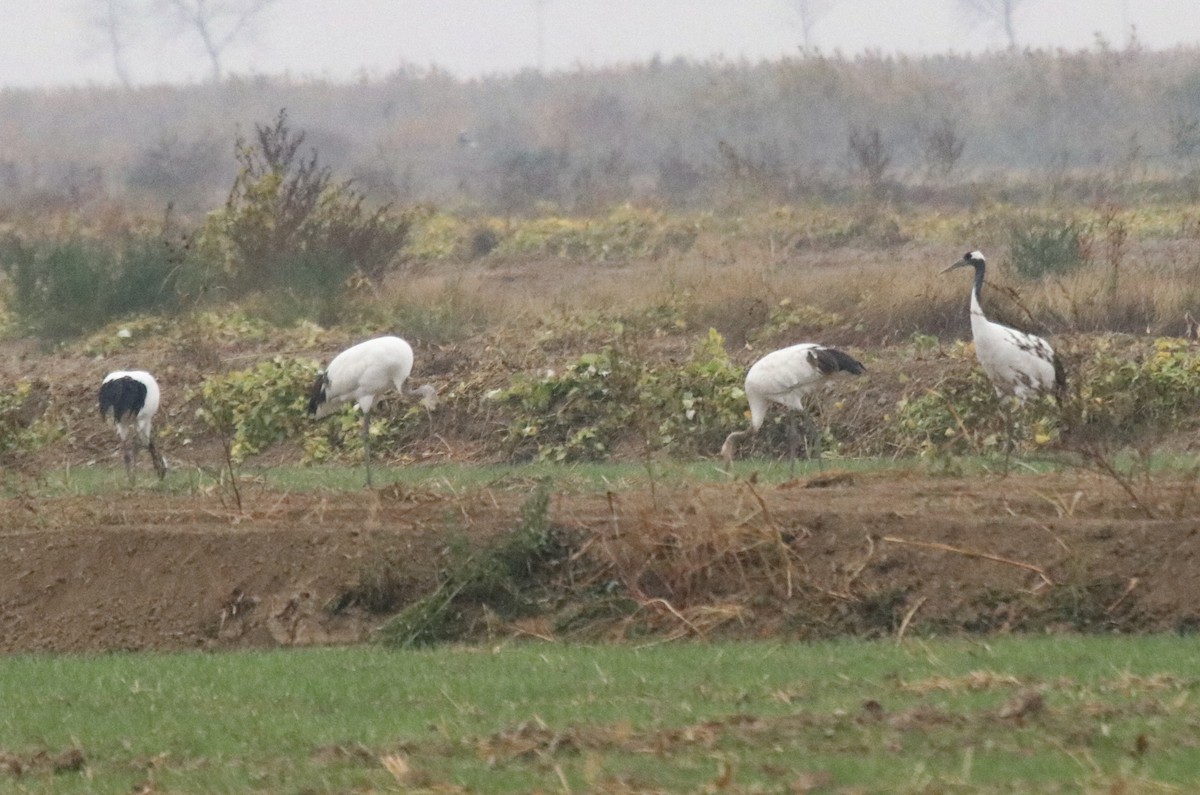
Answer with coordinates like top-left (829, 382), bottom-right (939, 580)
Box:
top-left (808, 347), bottom-right (866, 376)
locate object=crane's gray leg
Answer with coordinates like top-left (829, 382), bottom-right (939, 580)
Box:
top-left (361, 410), bottom-right (373, 488)
top-left (124, 428), bottom-right (136, 486)
top-left (147, 435), bottom-right (166, 480)
top-left (124, 441), bottom-right (135, 485)
top-left (1002, 399), bottom-right (1014, 476)
top-left (786, 416), bottom-right (800, 477)
top-left (800, 411), bottom-right (824, 472)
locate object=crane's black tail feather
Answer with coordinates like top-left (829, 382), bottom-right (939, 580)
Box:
top-left (98, 376), bottom-right (147, 422)
top-left (307, 372), bottom-right (329, 416)
top-left (1052, 353), bottom-right (1068, 407)
top-left (810, 347), bottom-right (866, 376)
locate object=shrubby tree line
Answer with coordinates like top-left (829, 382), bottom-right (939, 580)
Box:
top-left (2, 42), bottom-right (1200, 216)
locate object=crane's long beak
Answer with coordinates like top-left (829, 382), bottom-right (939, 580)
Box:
top-left (941, 259), bottom-right (969, 274)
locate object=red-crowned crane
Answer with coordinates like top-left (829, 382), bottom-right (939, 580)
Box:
top-left (307, 335), bottom-right (437, 487)
top-left (721, 343), bottom-right (866, 469)
top-left (943, 250), bottom-right (1066, 459)
top-left (99, 370), bottom-right (166, 483)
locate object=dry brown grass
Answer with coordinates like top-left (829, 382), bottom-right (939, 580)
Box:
top-left (382, 232), bottom-right (1200, 352)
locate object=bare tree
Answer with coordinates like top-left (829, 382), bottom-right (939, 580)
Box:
top-left (82, 0), bottom-right (141, 89)
top-left (922, 117), bottom-right (966, 180)
top-left (792, 0), bottom-right (836, 51)
top-left (847, 124), bottom-right (891, 197)
top-left (958, 0), bottom-right (1027, 48)
top-left (154, 0), bottom-right (281, 82)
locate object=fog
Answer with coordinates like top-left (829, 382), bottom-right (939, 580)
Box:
top-left (1, 0), bottom-right (1197, 88)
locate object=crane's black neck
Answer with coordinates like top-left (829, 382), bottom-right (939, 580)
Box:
top-left (969, 260), bottom-right (986, 304)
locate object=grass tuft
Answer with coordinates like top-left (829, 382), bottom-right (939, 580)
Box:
top-left (377, 480), bottom-right (574, 647)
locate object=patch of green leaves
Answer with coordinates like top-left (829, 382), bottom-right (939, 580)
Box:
top-left (753, 298), bottom-right (842, 341)
top-left (1075, 337), bottom-right (1200, 440)
top-left (0, 380), bottom-right (60, 464)
top-left (500, 328), bottom-right (745, 462)
top-left (301, 388), bottom-right (433, 467)
top-left (493, 204), bottom-right (698, 262)
top-left (194, 357), bottom-right (318, 462)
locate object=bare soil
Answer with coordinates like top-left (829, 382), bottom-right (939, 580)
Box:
top-left (1, 467), bottom-right (1197, 653)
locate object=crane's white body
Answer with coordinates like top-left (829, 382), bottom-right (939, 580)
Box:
top-left (721, 343), bottom-right (865, 465)
top-left (308, 335), bottom-right (437, 487)
top-left (312, 336), bottom-right (419, 418)
top-left (968, 284), bottom-right (1059, 402)
top-left (948, 251), bottom-right (1063, 404)
top-left (99, 370), bottom-right (166, 480)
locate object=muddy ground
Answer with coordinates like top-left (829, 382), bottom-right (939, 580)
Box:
top-left (1, 466), bottom-right (1197, 653)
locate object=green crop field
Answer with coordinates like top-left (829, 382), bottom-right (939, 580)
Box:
top-left (0, 637), bottom-right (1197, 793)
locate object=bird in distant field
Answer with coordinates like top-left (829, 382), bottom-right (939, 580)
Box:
top-left (308, 335), bottom-right (437, 487)
top-left (99, 370), bottom-right (166, 483)
top-left (721, 343), bottom-right (866, 469)
top-left (943, 250), bottom-right (1066, 457)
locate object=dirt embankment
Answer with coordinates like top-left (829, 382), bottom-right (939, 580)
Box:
top-left (2, 467), bottom-right (1198, 654)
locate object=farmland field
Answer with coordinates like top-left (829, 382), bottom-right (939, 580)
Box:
top-left (8, 45), bottom-right (1200, 792)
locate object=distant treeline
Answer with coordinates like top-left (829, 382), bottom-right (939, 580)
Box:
top-left (5, 44), bottom-right (1200, 216)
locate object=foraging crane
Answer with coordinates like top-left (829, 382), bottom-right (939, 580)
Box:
top-left (98, 370), bottom-right (166, 482)
top-left (307, 335), bottom-right (437, 487)
top-left (720, 343), bottom-right (866, 468)
top-left (943, 250), bottom-right (1066, 454)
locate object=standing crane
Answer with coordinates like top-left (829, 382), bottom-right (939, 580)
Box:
top-left (721, 343), bottom-right (866, 469)
top-left (943, 250), bottom-right (1066, 457)
top-left (98, 370), bottom-right (167, 483)
top-left (307, 336), bottom-right (437, 487)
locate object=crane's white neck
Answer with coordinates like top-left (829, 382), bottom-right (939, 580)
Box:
top-left (970, 280), bottom-right (985, 317)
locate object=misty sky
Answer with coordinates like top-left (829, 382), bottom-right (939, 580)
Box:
top-left (3, 0), bottom-right (1198, 88)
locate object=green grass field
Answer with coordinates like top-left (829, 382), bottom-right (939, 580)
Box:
top-left (1, 637), bottom-right (1198, 793)
top-left (19, 457), bottom-right (916, 498)
top-left (17, 450), bottom-right (1173, 499)
top-left (23, 453), bottom-right (1197, 516)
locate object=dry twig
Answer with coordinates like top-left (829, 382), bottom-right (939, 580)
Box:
top-left (1105, 577), bottom-right (1139, 615)
top-left (895, 596), bottom-right (927, 644)
top-left (881, 535), bottom-right (1054, 586)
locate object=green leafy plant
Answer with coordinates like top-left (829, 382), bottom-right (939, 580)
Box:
top-left (1074, 337), bottom-right (1200, 441)
top-left (194, 357), bottom-right (319, 463)
top-left (0, 380), bottom-right (60, 465)
top-left (500, 346), bottom-right (640, 462)
top-left (1009, 215), bottom-right (1089, 279)
top-left (500, 329), bottom-right (755, 462)
top-left (753, 298), bottom-right (842, 341)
